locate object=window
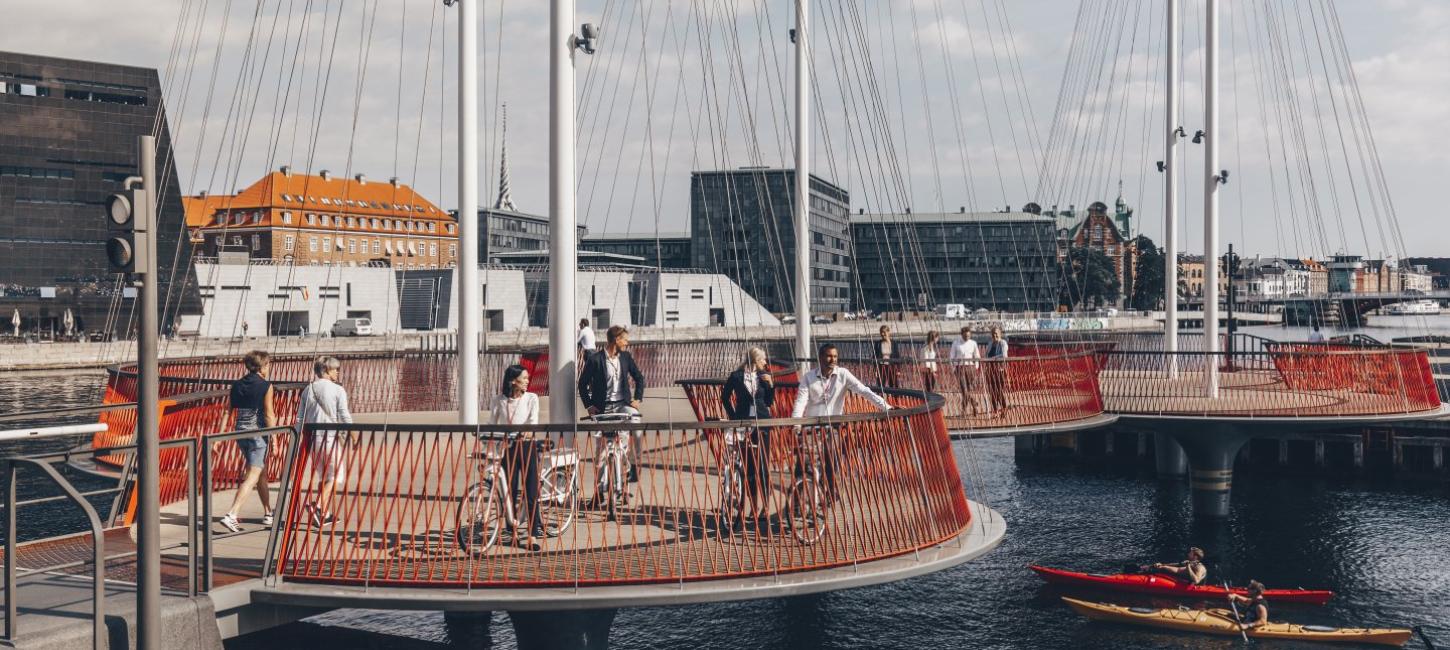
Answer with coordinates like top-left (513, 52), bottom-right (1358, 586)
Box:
top-left (320, 197), bottom-right (332, 205)
top-left (347, 217), bottom-right (356, 228)
top-left (281, 211), bottom-right (292, 224)
top-left (428, 222), bottom-right (436, 233)
top-left (449, 244), bottom-right (457, 258)
top-left (309, 237), bottom-right (318, 252)
top-left (251, 234), bottom-right (260, 250)
top-left (284, 235), bottom-right (295, 252)
top-left (231, 236), bottom-right (243, 247)
top-left (371, 218), bottom-right (379, 229)
top-left (322, 236), bottom-right (331, 252)
top-left (306, 213), bottom-right (315, 225)
top-left (429, 243), bottom-right (437, 257)
top-left (447, 224), bottom-right (455, 234)
top-left (320, 215), bottom-right (331, 226)
top-left (372, 240), bottom-right (380, 254)
top-left (348, 239), bottom-right (356, 254)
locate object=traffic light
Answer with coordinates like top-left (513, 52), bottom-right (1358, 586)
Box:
top-left (105, 183), bottom-right (151, 274)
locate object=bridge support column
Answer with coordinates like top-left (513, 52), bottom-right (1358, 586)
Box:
top-left (1154, 433), bottom-right (1188, 477)
top-left (1171, 428), bottom-right (1251, 519)
top-left (509, 608), bottom-right (616, 650)
top-left (444, 611), bottom-right (495, 646)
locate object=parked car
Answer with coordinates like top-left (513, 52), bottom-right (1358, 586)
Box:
top-left (330, 318), bottom-right (373, 337)
top-left (811, 315), bottom-right (833, 324)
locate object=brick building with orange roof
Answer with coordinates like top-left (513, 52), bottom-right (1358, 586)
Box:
top-left (185, 166), bottom-right (458, 269)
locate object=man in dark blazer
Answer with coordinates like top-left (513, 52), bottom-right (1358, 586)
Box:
top-left (578, 325), bottom-right (646, 416)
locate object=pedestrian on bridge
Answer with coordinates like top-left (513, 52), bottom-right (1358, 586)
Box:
top-left (984, 326), bottom-right (1010, 418)
top-left (298, 356), bottom-right (354, 527)
top-left (920, 330), bottom-right (940, 392)
top-left (791, 344), bottom-right (891, 501)
top-left (219, 350), bottom-right (276, 533)
top-left (873, 325), bottom-right (899, 387)
top-left (722, 346), bottom-right (776, 525)
top-left (950, 326), bottom-right (982, 417)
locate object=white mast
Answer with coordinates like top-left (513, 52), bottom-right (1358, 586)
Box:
top-left (1202, 0), bottom-right (1221, 397)
top-left (1163, 0), bottom-right (1180, 373)
top-left (549, 0), bottom-right (579, 422)
top-left (793, 0), bottom-right (811, 367)
top-left (457, 0), bottom-right (480, 424)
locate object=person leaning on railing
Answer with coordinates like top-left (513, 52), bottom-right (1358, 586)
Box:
top-left (492, 364), bottom-right (548, 539)
top-left (791, 343), bottom-right (891, 502)
top-left (721, 346), bottom-right (776, 525)
top-left (218, 350), bottom-right (276, 533)
top-left (297, 356), bottom-right (354, 527)
top-left (872, 324), bottom-right (899, 387)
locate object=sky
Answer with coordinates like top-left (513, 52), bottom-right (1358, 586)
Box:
top-left (7, 0), bottom-right (1449, 260)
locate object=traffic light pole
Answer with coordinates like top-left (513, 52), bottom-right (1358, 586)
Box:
top-left (134, 135), bottom-right (160, 650)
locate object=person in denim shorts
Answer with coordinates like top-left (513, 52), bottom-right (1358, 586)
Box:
top-left (219, 350), bottom-right (276, 532)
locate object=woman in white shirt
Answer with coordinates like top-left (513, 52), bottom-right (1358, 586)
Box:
top-left (491, 364), bottom-right (546, 538)
top-left (920, 330), bottom-right (941, 392)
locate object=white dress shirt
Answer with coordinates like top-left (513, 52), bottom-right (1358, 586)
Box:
top-left (921, 344), bottom-right (938, 372)
top-left (577, 326), bottom-right (597, 352)
top-left (791, 366), bottom-right (890, 418)
top-left (950, 338), bottom-right (980, 367)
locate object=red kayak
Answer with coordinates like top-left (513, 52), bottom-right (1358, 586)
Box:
top-left (1030, 565), bottom-right (1334, 605)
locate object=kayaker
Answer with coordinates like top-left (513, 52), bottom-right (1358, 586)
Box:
top-left (1151, 546), bottom-right (1207, 584)
top-left (1227, 580), bottom-right (1269, 630)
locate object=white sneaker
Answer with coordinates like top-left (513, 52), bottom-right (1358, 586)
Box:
top-left (219, 513), bottom-right (243, 533)
top-left (262, 511), bottom-right (274, 527)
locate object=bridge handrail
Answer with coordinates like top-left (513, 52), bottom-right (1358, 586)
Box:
top-left (268, 385), bottom-right (971, 589)
top-left (3, 457), bottom-right (109, 649)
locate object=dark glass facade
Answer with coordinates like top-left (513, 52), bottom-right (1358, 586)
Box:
top-left (851, 212), bottom-right (1060, 312)
top-left (690, 168), bottom-right (851, 314)
top-left (479, 207), bottom-right (587, 262)
top-left (0, 51), bottom-right (197, 337)
top-left (580, 235), bottom-right (693, 270)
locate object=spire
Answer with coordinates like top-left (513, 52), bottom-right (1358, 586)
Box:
top-left (495, 103), bottom-right (518, 212)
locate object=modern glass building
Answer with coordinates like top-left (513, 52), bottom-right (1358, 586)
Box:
top-left (479, 207), bottom-right (587, 262)
top-left (579, 233), bottom-right (693, 270)
top-left (689, 168), bottom-right (851, 314)
top-left (0, 51), bottom-right (197, 337)
top-left (851, 209), bottom-right (1060, 313)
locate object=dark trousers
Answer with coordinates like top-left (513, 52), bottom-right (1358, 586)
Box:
top-left (505, 439), bottom-right (543, 530)
top-left (743, 428), bottom-right (771, 502)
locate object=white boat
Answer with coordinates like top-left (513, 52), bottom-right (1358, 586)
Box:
top-left (1382, 299), bottom-right (1442, 316)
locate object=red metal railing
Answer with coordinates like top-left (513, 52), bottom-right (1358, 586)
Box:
top-left (1099, 347), bottom-right (1441, 417)
top-left (272, 386), bottom-right (971, 587)
top-left (824, 351), bottom-right (1106, 431)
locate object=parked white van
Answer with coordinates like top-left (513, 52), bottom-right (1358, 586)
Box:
top-left (330, 318), bottom-right (373, 337)
top-left (935, 304), bottom-right (968, 319)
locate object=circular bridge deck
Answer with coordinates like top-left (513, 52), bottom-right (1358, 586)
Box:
top-left (91, 342), bottom-right (1016, 608)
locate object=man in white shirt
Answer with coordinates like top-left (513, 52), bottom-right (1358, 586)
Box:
top-left (791, 344), bottom-right (890, 501)
top-left (1307, 325), bottom-right (1326, 343)
top-left (949, 325), bottom-right (982, 416)
top-left (792, 344), bottom-right (892, 418)
top-left (577, 318), bottom-right (597, 356)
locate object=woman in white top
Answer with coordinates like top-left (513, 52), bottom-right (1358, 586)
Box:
top-left (491, 364), bottom-right (547, 537)
top-left (920, 330), bottom-right (941, 392)
top-left (949, 325), bottom-right (982, 416)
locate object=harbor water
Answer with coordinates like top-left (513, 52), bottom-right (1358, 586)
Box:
top-left (3, 317), bottom-right (1448, 649)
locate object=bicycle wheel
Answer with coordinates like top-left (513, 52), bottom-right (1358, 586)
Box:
top-left (539, 465), bottom-right (578, 536)
top-left (456, 480), bottom-right (504, 554)
top-left (787, 475), bottom-right (827, 545)
top-left (717, 459), bottom-right (746, 530)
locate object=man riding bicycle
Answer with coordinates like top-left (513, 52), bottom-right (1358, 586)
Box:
top-left (577, 325), bottom-right (646, 486)
top-left (790, 343), bottom-right (891, 501)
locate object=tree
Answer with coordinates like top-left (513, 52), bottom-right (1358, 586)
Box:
top-left (1059, 246), bottom-right (1122, 310)
top-left (1129, 235), bottom-right (1166, 311)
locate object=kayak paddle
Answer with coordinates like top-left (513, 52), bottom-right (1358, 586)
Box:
top-left (1224, 580), bottom-right (1250, 643)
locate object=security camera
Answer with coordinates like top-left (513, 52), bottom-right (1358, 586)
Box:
top-left (575, 23), bottom-right (600, 54)
top-left (1156, 161), bottom-right (1166, 173)
top-left (1192, 130), bottom-right (1205, 144)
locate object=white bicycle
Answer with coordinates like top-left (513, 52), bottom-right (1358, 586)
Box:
top-left (584, 411), bottom-right (639, 522)
top-left (456, 435), bottom-right (580, 554)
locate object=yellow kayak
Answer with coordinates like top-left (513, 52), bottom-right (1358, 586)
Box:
top-left (1062, 597), bottom-right (1413, 647)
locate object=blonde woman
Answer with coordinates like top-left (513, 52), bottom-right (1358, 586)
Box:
top-left (721, 347), bottom-right (776, 525)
